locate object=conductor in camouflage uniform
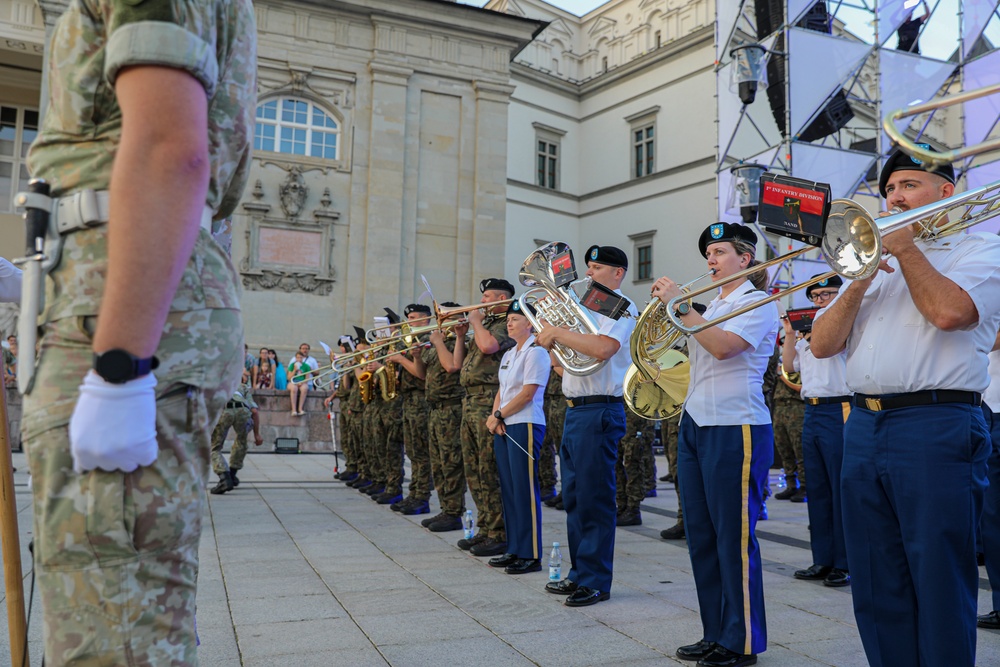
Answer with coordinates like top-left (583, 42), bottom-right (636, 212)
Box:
top-left (616, 408), bottom-right (654, 526)
top-left (540, 366), bottom-right (563, 502)
top-left (456, 279), bottom-right (516, 557)
top-left (19, 0), bottom-right (256, 663)
top-left (417, 304), bottom-right (468, 528)
top-left (387, 304), bottom-right (433, 514)
top-left (210, 368), bottom-right (262, 494)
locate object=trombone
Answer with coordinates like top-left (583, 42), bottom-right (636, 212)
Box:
top-left (363, 300), bottom-right (514, 345)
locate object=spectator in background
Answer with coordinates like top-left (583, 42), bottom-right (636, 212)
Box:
top-left (251, 347), bottom-right (269, 387)
top-left (3, 334), bottom-right (16, 382)
top-left (256, 359), bottom-right (275, 390)
top-left (270, 349), bottom-right (287, 390)
top-left (244, 343), bottom-right (255, 373)
top-left (897, 0), bottom-right (929, 54)
top-left (288, 351), bottom-right (312, 415)
top-left (299, 343), bottom-right (320, 389)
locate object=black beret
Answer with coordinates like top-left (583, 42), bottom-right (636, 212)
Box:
top-left (440, 301), bottom-right (461, 309)
top-left (404, 303), bottom-right (431, 317)
top-left (584, 245), bottom-right (628, 270)
top-left (480, 278), bottom-right (515, 295)
top-left (507, 299), bottom-right (536, 317)
top-left (698, 222), bottom-right (758, 256)
top-left (805, 274), bottom-right (844, 299)
top-left (878, 146), bottom-right (955, 198)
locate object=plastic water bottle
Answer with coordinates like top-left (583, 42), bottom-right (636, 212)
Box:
top-left (462, 509), bottom-right (475, 540)
top-left (548, 542), bottom-right (563, 581)
top-left (776, 468), bottom-right (787, 490)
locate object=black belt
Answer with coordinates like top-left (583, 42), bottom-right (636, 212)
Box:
top-left (853, 390), bottom-right (982, 412)
top-left (226, 401), bottom-right (247, 410)
top-left (566, 395), bottom-right (624, 408)
top-left (805, 395), bottom-right (852, 406)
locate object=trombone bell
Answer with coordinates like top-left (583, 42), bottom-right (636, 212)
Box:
top-left (822, 200), bottom-right (881, 280)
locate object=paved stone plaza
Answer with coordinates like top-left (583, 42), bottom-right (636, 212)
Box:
top-left (3, 450), bottom-right (999, 666)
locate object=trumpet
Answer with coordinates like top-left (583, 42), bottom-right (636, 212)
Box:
top-left (624, 270), bottom-right (714, 420)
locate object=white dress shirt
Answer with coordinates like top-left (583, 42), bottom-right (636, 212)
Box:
top-left (561, 289), bottom-right (638, 398)
top-left (683, 280), bottom-right (779, 426)
top-left (793, 337), bottom-right (850, 399)
top-left (497, 334), bottom-right (550, 425)
top-left (985, 350), bottom-right (1000, 413)
top-left (828, 233), bottom-right (1000, 395)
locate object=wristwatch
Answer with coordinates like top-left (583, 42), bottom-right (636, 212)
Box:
top-left (494, 409), bottom-right (504, 421)
top-left (93, 349), bottom-right (159, 384)
top-left (674, 302), bottom-right (691, 317)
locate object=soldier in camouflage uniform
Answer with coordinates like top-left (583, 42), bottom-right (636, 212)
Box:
top-left (209, 368), bottom-right (262, 494)
top-left (328, 335), bottom-right (359, 482)
top-left (455, 279), bottom-right (516, 557)
top-left (416, 305), bottom-right (468, 528)
top-left (19, 1), bottom-right (256, 663)
top-left (659, 411), bottom-right (686, 539)
top-left (771, 342), bottom-right (807, 501)
top-left (372, 358), bottom-right (405, 505)
top-left (615, 408), bottom-right (654, 526)
top-left (540, 366), bottom-right (563, 502)
top-left (345, 356), bottom-right (374, 489)
top-left (387, 304), bottom-right (433, 514)
top-left (359, 354), bottom-right (387, 498)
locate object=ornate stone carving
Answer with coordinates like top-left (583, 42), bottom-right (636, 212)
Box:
top-left (242, 270), bottom-right (335, 294)
top-left (279, 166), bottom-right (309, 219)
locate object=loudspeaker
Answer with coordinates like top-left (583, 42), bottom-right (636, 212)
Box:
top-left (799, 90), bottom-right (854, 142)
top-left (274, 437), bottom-right (300, 454)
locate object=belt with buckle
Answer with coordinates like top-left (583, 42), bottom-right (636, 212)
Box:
top-left (226, 400), bottom-right (246, 410)
top-left (566, 395), bottom-right (623, 408)
top-left (804, 395), bottom-right (852, 406)
top-left (853, 390), bottom-right (981, 412)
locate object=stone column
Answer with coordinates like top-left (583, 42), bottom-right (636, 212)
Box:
top-left (362, 61), bottom-right (412, 319)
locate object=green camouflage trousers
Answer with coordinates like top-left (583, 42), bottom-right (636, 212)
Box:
top-left (402, 391), bottom-right (431, 500)
top-left (338, 409), bottom-right (356, 474)
top-left (461, 391), bottom-right (505, 541)
top-left (377, 396), bottom-right (405, 496)
top-left (362, 401), bottom-right (384, 485)
top-left (664, 413), bottom-right (683, 525)
top-left (23, 306), bottom-right (243, 666)
top-left (540, 394), bottom-right (564, 492)
top-left (348, 406), bottom-right (371, 480)
top-left (427, 401), bottom-right (465, 515)
top-left (616, 410), bottom-right (655, 513)
top-left (210, 406), bottom-right (251, 475)
top-left (773, 401), bottom-right (806, 487)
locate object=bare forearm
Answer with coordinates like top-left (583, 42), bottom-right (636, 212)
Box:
top-left (690, 325), bottom-right (750, 361)
top-left (896, 245), bottom-right (978, 330)
top-left (782, 335), bottom-right (797, 374)
top-left (811, 282), bottom-right (866, 358)
top-left (500, 384), bottom-right (540, 417)
top-left (550, 328), bottom-right (620, 361)
top-left (93, 67), bottom-right (209, 357)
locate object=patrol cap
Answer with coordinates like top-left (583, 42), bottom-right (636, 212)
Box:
top-left (480, 278), bottom-right (515, 295)
top-left (698, 222), bottom-right (758, 256)
top-left (878, 145), bottom-right (956, 198)
top-left (507, 299), bottom-right (536, 317)
top-left (805, 274), bottom-right (844, 299)
top-left (404, 303), bottom-right (431, 317)
top-left (584, 245), bottom-right (628, 270)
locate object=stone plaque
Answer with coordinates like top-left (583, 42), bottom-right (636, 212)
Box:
top-left (258, 227), bottom-right (323, 267)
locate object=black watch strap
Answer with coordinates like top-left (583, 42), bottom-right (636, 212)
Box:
top-left (494, 409), bottom-right (504, 421)
top-left (93, 349), bottom-right (160, 384)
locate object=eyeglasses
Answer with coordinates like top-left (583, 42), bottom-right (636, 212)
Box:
top-left (809, 291), bottom-right (838, 301)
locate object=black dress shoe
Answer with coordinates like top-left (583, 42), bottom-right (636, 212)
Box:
top-left (793, 564), bottom-right (832, 580)
top-left (545, 578), bottom-right (577, 595)
top-left (564, 586), bottom-right (609, 607)
top-left (470, 538), bottom-right (508, 556)
top-left (696, 646), bottom-right (756, 667)
top-left (488, 553), bottom-right (519, 568)
top-left (660, 523), bottom-right (686, 540)
top-left (823, 568), bottom-right (851, 587)
top-left (505, 559), bottom-right (541, 575)
top-left (676, 639), bottom-right (717, 661)
top-left (978, 610), bottom-right (1000, 629)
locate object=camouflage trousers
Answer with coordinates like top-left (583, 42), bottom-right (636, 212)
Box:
top-left (540, 396), bottom-right (564, 493)
top-left (664, 414), bottom-right (683, 525)
top-left (616, 433), bottom-right (654, 513)
top-left (210, 406), bottom-right (251, 475)
top-left (348, 406), bottom-right (371, 480)
top-left (461, 391), bottom-right (505, 541)
top-left (773, 402), bottom-right (806, 487)
top-left (427, 401), bottom-right (465, 515)
top-left (402, 391), bottom-right (431, 500)
top-left (377, 396), bottom-right (405, 496)
top-left (338, 409), bottom-right (356, 474)
top-left (22, 307), bottom-right (243, 666)
top-left (362, 401), bottom-right (384, 485)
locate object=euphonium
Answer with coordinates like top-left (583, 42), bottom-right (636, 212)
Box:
top-left (518, 242), bottom-right (606, 376)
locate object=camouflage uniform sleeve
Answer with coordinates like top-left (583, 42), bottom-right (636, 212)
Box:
top-left (242, 384), bottom-right (258, 410)
top-left (103, 0), bottom-right (219, 96)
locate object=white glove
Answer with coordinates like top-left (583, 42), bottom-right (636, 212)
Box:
top-left (69, 370), bottom-right (158, 473)
top-left (0, 257), bottom-right (23, 303)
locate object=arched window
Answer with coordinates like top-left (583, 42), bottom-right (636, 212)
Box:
top-left (254, 97), bottom-right (339, 160)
